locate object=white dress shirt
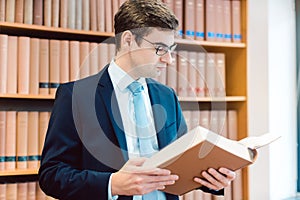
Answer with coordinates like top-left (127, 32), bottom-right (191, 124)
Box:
top-left (107, 60), bottom-right (166, 200)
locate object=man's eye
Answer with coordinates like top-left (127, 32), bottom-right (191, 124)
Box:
top-left (156, 46), bottom-right (167, 52)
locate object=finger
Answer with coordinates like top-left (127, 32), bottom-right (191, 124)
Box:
top-left (202, 170), bottom-right (223, 190)
top-left (126, 157), bottom-right (147, 166)
top-left (219, 168), bottom-right (236, 180)
top-left (207, 168), bottom-right (231, 187)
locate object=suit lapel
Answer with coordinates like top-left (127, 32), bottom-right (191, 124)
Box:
top-left (96, 66), bottom-right (129, 161)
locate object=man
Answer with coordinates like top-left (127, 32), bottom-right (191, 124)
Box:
top-left (38, 0), bottom-right (235, 199)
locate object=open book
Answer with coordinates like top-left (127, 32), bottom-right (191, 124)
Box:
top-left (142, 126), bottom-right (280, 195)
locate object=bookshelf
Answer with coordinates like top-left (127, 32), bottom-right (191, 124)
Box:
top-left (0, 0), bottom-right (248, 199)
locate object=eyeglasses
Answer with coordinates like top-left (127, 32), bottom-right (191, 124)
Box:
top-left (140, 37), bottom-right (177, 56)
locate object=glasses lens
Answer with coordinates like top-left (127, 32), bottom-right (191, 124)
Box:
top-left (155, 46), bottom-right (168, 56)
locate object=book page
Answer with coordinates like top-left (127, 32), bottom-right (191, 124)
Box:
top-left (238, 133), bottom-right (281, 149)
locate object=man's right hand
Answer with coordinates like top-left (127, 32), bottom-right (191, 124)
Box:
top-left (111, 157), bottom-right (179, 196)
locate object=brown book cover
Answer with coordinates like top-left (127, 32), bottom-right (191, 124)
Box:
top-left (33, 0), bottom-right (43, 25)
top-left (96, 0), bottom-right (105, 32)
top-left (15, 0), bottom-right (24, 23)
top-left (205, 0), bottom-right (216, 41)
top-left (231, 0), bottom-right (242, 43)
top-left (5, 0), bottom-right (15, 22)
top-left (223, 0), bottom-right (232, 42)
top-left (5, 111), bottom-right (17, 170)
top-left (0, 34), bottom-right (8, 94)
top-left (90, 0), bottom-right (97, 31)
top-left (195, 0), bottom-right (204, 41)
top-left (24, 0), bottom-right (33, 24)
top-left (0, 111), bottom-right (5, 171)
top-left (18, 36), bottom-right (30, 94)
top-left (67, 0), bottom-right (75, 29)
top-left (60, 0), bottom-right (68, 28)
top-left (174, 0), bottom-right (183, 37)
top-left (79, 41), bottom-right (90, 79)
top-left (105, 0), bottom-right (112, 32)
top-left (60, 40), bottom-right (69, 84)
top-left (43, 0), bottom-right (51, 26)
top-left (27, 112), bottom-right (39, 169)
top-left (184, 0), bottom-right (195, 40)
top-left (75, 0), bottom-right (82, 30)
top-left (142, 126), bottom-right (280, 195)
top-left (7, 36), bottom-right (18, 94)
top-left (51, 0), bottom-right (59, 27)
top-left (70, 41), bottom-right (80, 81)
top-left (29, 38), bottom-right (40, 95)
top-left (0, 0), bottom-right (5, 21)
top-left (82, 0), bottom-right (89, 30)
top-left (49, 39), bottom-right (60, 95)
top-left (39, 39), bottom-right (50, 95)
top-left (16, 111), bottom-right (28, 169)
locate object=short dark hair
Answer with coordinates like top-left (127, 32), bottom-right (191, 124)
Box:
top-left (114, 0), bottom-right (179, 50)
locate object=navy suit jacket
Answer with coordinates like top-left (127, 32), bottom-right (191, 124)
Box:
top-left (39, 66), bottom-right (188, 200)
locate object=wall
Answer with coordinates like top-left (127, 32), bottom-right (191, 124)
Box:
top-left (247, 0), bottom-right (297, 199)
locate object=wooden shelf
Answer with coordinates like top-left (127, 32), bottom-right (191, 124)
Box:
top-left (178, 96), bottom-right (246, 102)
top-left (0, 169), bottom-right (38, 176)
top-left (175, 38), bottom-right (246, 48)
top-left (0, 94), bottom-right (55, 99)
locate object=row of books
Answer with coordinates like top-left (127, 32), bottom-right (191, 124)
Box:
top-left (0, 111), bottom-right (50, 171)
top-left (0, 35), bottom-right (115, 95)
top-left (180, 109), bottom-right (243, 200)
top-left (162, 0), bottom-right (242, 42)
top-left (0, 34), bottom-right (226, 97)
top-left (0, 0), bottom-right (125, 32)
top-left (0, 0), bottom-right (242, 43)
top-left (0, 181), bottom-right (55, 200)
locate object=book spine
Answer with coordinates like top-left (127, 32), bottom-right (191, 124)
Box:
top-left (49, 39), bottom-right (60, 95)
top-left (196, 52), bottom-right (206, 97)
top-left (195, 0), bottom-right (204, 41)
top-left (18, 36), bottom-right (30, 94)
top-left (82, 0), bottom-right (89, 30)
top-left (60, 0), bottom-right (68, 28)
top-left (174, 0), bottom-right (183, 37)
top-left (16, 111), bottom-right (28, 169)
top-left (223, 0), bottom-right (232, 42)
top-left (39, 39), bottom-right (50, 95)
top-left (177, 51), bottom-right (188, 97)
top-left (96, 0), bottom-right (105, 32)
top-left (60, 40), bottom-right (70, 84)
top-left (27, 112), bottom-right (39, 169)
top-left (70, 41), bottom-right (80, 81)
top-left (232, 0), bottom-right (242, 43)
top-left (5, 111), bottom-right (17, 170)
top-left (205, 52), bottom-right (216, 97)
top-left (205, 0), bottom-right (216, 41)
top-left (51, 0), bottom-right (59, 27)
top-left (29, 38), bottom-right (40, 95)
top-left (188, 51), bottom-right (197, 97)
top-left (17, 182), bottom-right (28, 200)
top-left (184, 0), bottom-right (195, 40)
top-left (24, 0), bottom-right (33, 24)
top-left (89, 42), bottom-right (99, 76)
top-left (0, 0), bottom-right (5, 21)
top-left (33, 0), bottom-right (43, 25)
top-left (75, 0), bottom-right (82, 30)
top-left (7, 36), bottom-right (18, 94)
top-left (0, 34), bottom-right (8, 94)
top-left (105, 0), bottom-right (112, 32)
top-left (43, 0), bottom-right (51, 27)
top-left (0, 111), bottom-right (5, 171)
top-left (67, 0), bottom-right (75, 29)
top-left (15, 0), bottom-right (24, 23)
top-left (90, 0), bottom-right (97, 31)
top-left (79, 41), bottom-right (90, 79)
top-left (5, 0), bottom-right (16, 22)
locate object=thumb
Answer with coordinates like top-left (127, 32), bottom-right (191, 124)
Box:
top-left (126, 157), bottom-right (147, 167)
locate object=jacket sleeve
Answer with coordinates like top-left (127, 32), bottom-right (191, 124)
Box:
top-left (38, 84), bottom-right (111, 200)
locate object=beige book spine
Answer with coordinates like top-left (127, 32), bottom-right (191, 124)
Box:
top-left (108, 43), bottom-right (116, 61)
top-left (89, 42), bottom-right (99, 76)
top-left (29, 38), bottom-right (40, 95)
top-left (105, 0), bottom-right (112, 32)
top-left (182, 111), bottom-right (191, 130)
top-left (199, 110), bottom-right (210, 129)
top-left (227, 110), bottom-right (238, 140)
top-left (39, 39), bottom-right (50, 95)
top-left (98, 43), bottom-right (108, 71)
top-left (39, 112), bottom-right (49, 157)
top-left (205, 53), bottom-right (216, 97)
top-left (188, 51), bottom-right (197, 97)
top-left (196, 52), bottom-right (206, 97)
top-left (184, 0), bottom-right (195, 39)
top-left (191, 110), bottom-right (200, 130)
top-left (232, 169), bottom-right (243, 200)
top-left (0, 0), bottom-right (5, 21)
top-left (177, 51), bottom-right (188, 97)
top-left (27, 182), bottom-right (36, 200)
top-left (79, 41), bottom-right (90, 79)
top-left (205, 0), bottom-right (216, 41)
top-left (5, 0), bottom-right (16, 22)
top-left (0, 184), bottom-right (6, 199)
top-left (15, 0), bottom-right (24, 23)
top-left (17, 182), bottom-right (28, 200)
top-left (43, 0), bottom-right (51, 26)
top-left (215, 53), bottom-right (226, 97)
top-left (70, 41), bottom-right (80, 81)
top-left (75, 0), bottom-right (82, 30)
top-left (202, 192), bottom-right (212, 200)
top-left (82, 0), bottom-right (89, 30)
top-left (223, 0), bottom-right (232, 42)
top-left (0, 111), bottom-right (5, 171)
top-left (7, 36), bottom-right (18, 94)
top-left (193, 190), bottom-right (204, 200)
top-left (195, 0), bottom-right (204, 41)
top-left (231, 0), bottom-right (242, 43)
top-left (215, 0), bottom-right (224, 42)
top-left (5, 111), bottom-right (17, 170)
top-left (6, 183), bottom-right (17, 200)
top-left (90, 0), bottom-right (97, 31)
top-left (49, 40), bottom-right (60, 95)
top-left (67, 0), bottom-right (75, 29)
top-left (27, 112), bottom-right (39, 169)
top-left (167, 52), bottom-right (177, 93)
top-left (60, 0), bottom-right (68, 28)
top-left (16, 111), bottom-right (28, 169)
top-left (96, 0), bottom-right (105, 32)
top-left (24, 0), bottom-right (33, 24)
top-left (183, 191), bottom-right (194, 200)
top-left (33, 0), bottom-right (43, 25)
top-left (18, 36), bottom-right (30, 94)
top-left (218, 110), bottom-right (228, 138)
top-left (51, 0), bottom-right (59, 27)
top-left (60, 40), bottom-right (69, 84)
top-left (224, 184), bottom-right (233, 200)
top-left (174, 0), bottom-right (183, 37)
top-left (0, 34), bottom-right (8, 94)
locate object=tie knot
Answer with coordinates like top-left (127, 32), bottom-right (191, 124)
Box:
top-left (128, 81), bottom-right (144, 95)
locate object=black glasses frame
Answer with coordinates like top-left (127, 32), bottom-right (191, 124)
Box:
top-left (140, 37), bottom-right (177, 56)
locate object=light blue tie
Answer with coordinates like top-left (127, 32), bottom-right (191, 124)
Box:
top-left (128, 81), bottom-right (165, 200)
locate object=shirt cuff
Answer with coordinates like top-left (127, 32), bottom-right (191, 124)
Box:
top-left (108, 174), bottom-right (119, 200)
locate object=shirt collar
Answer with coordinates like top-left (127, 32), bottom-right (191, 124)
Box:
top-left (108, 60), bottom-right (146, 92)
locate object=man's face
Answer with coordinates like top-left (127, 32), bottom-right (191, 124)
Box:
top-left (128, 29), bottom-right (176, 79)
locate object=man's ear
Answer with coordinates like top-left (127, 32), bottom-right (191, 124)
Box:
top-left (121, 30), bottom-right (134, 49)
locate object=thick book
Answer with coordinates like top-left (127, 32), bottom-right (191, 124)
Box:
top-left (142, 126), bottom-right (280, 195)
